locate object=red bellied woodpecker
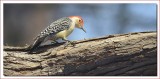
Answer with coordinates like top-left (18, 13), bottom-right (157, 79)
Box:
top-left (28, 16), bottom-right (86, 53)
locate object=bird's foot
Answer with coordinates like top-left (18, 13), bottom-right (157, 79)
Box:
top-left (64, 41), bottom-right (76, 48)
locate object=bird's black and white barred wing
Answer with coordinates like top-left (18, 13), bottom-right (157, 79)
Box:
top-left (37, 17), bottom-right (72, 39)
top-left (28, 17), bottom-right (72, 52)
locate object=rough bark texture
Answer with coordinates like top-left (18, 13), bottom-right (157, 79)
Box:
top-left (3, 31), bottom-right (157, 76)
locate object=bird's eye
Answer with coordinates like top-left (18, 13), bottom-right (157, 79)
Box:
top-left (79, 19), bottom-right (81, 22)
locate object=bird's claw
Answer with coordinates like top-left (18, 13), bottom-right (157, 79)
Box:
top-left (64, 41), bottom-right (76, 48)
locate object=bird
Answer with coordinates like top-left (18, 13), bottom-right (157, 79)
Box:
top-left (28, 16), bottom-right (86, 53)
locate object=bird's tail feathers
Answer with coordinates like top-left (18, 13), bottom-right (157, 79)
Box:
top-left (27, 37), bottom-right (44, 53)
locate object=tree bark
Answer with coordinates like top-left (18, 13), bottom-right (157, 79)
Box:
top-left (3, 31), bottom-right (157, 76)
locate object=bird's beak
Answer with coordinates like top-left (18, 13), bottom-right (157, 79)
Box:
top-left (81, 27), bottom-right (86, 33)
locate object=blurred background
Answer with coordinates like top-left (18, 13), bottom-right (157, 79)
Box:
top-left (4, 3), bottom-right (157, 46)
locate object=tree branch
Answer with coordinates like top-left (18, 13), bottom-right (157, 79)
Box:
top-left (3, 31), bottom-right (157, 76)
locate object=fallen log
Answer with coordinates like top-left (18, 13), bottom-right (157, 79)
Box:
top-left (3, 31), bottom-right (157, 76)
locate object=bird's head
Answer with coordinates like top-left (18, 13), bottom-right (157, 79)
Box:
top-left (69, 16), bottom-right (86, 33)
